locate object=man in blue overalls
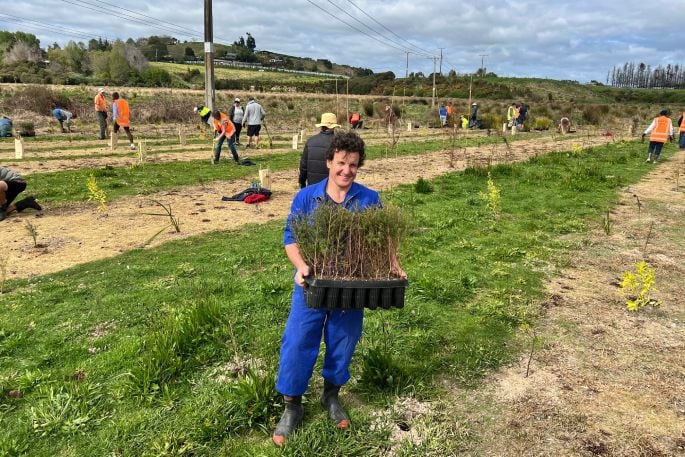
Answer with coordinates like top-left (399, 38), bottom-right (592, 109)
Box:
top-left (273, 132), bottom-right (381, 445)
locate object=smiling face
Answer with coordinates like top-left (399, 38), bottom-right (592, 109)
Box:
top-left (327, 150), bottom-right (360, 191)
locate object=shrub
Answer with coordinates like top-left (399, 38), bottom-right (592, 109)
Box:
top-left (533, 116), bottom-right (552, 130)
top-left (582, 105), bottom-right (602, 125)
top-left (140, 67), bottom-right (172, 87)
top-left (362, 100), bottom-right (374, 117)
top-left (181, 67), bottom-right (201, 83)
top-left (480, 113), bottom-right (502, 130)
top-left (414, 177), bottom-right (434, 194)
top-left (7, 86), bottom-right (71, 115)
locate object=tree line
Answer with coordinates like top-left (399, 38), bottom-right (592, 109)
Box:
top-left (608, 62), bottom-right (685, 89)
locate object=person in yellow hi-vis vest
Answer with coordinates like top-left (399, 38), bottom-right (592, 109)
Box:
top-left (112, 92), bottom-right (135, 150)
top-left (642, 109), bottom-right (673, 163)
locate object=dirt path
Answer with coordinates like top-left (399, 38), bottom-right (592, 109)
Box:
top-left (1, 129), bottom-right (614, 175)
top-left (2, 136), bottom-right (614, 280)
top-left (451, 151), bottom-right (685, 456)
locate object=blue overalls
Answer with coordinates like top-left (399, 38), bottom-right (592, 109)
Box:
top-left (276, 178), bottom-right (381, 396)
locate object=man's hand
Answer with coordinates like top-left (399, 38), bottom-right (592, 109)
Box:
top-left (294, 265), bottom-right (310, 287)
top-left (641, 133), bottom-right (645, 143)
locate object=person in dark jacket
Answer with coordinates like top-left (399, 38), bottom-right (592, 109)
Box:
top-left (298, 113), bottom-right (340, 188)
top-left (0, 167), bottom-right (42, 221)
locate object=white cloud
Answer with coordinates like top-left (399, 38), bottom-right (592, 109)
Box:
top-left (0, 0), bottom-right (681, 81)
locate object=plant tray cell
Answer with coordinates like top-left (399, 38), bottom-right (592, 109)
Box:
top-left (303, 277), bottom-right (408, 310)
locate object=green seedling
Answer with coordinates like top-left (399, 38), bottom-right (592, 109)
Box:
top-left (25, 220), bottom-right (39, 247)
top-left (603, 211), bottom-right (613, 235)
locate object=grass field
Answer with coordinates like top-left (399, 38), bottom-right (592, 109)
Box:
top-left (151, 62), bottom-right (330, 85)
top-left (0, 140), bottom-right (664, 456)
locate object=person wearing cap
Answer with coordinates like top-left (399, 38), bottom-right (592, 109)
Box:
top-left (439, 103), bottom-right (447, 127)
top-left (298, 113), bottom-right (339, 188)
top-left (243, 96), bottom-right (266, 149)
top-left (0, 167), bottom-right (42, 222)
top-left (211, 110), bottom-right (240, 164)
top-left (94, 88), bottom-right (108, 140)
top-left (469, 102), bottom-right (479, 128)
top-left (228, 98), bottom-right (244, 145)
top-left (193, 105), bottom-right (213, 127)
top-left (642, 109), bottom-right (674, 163)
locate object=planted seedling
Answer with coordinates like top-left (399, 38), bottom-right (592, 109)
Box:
top-left (480, 172), bottom-right (502, 220)
top-left (603, 211), bottom-right (613, 235)
top-left (86, 175), bottom-right (108, 213)
top-left (24, 220), bottom-right (39, 248)
top-left (141, 200), bottom-right (181, 247)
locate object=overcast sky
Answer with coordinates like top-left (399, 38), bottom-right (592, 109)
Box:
top-left (1, 0), bottom-right (682, 82)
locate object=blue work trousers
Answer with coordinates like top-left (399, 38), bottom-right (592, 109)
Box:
top-left (214, 135), bottom-right (239, 162)
top-left (276, 285), bottom-right (364, 397)
top-left (680, 133), bottom-right (685, 150)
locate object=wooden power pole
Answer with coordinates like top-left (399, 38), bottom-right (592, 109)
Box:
top-left (431, 57), bottom-right (437, 108)
top-left (204, 0), bottom-right (216, 111)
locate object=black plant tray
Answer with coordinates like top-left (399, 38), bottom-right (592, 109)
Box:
top-left (303, 277), bottom-right (408, 310)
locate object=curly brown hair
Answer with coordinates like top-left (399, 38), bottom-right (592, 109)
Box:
top-left (326, 131), bottom-right (366, 167)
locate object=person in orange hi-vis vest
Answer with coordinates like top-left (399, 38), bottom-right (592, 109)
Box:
top-left (677, 111), bottom-right (685, 150)
top-left (642, 109), bottom-right (673, 163)
top-left (112, 92), bottom-right (135, 150)
top-left (211, 110), bottom-right (240, 164)
top-left (94, 88), bottom-right (108, 140)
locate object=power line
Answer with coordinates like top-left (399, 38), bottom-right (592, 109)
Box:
top-left (344, 0), bottom-right (435, 57)
top-left (303, 0), bottom-right (409, 55)
top-left (59, 0), bottom-right (199, 39)
top-left (56, 0), bottom-right (245, 49)
top-left (323, 0), bottom-right (432, 58)
top-left (93, 0), bottom-right (199, 36)
top-left (0, 13), bottom-right (107, 42)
